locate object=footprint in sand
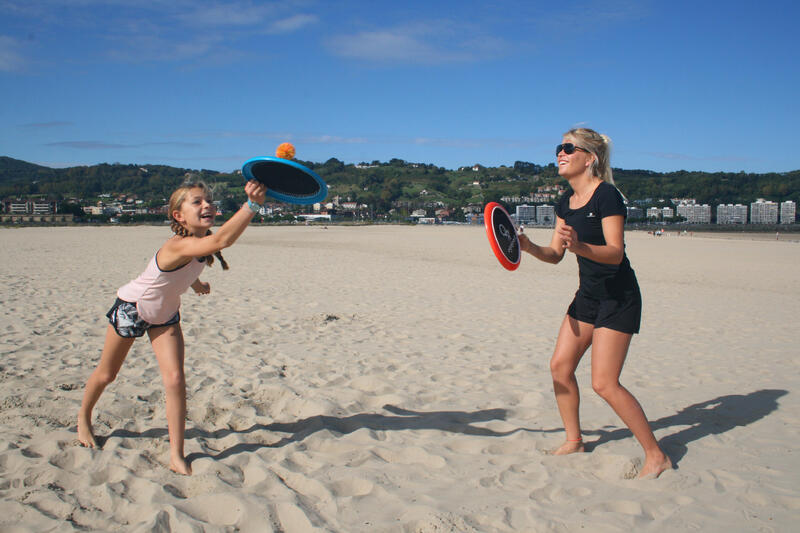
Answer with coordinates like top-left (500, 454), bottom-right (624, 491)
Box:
top-left (176, 493), bottom-right (245, 526)
top-left (330, 477), bottom-right (374, 497)
top-left (274, 468), bottom-right (338, 518)
top-left (588, 499), bottom-right (648, 517)
top-left (372, 446), bottom-right (446, 469)
top-left (274, 502), bottom-right (316, 533)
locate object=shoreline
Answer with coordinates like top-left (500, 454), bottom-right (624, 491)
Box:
top-left (630, 228), bottom-right (800, 242)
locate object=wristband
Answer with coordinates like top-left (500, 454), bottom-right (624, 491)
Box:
top-left (246, 199), bottom-right (262, 213)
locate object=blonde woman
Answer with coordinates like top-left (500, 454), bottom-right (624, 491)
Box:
top-left (519, 128), bottom-right (671, 478)
top-left (77, 180), bottom-right (266, 475)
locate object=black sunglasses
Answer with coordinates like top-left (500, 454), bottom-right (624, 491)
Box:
top-left (556, 143), bottom-right (589, 156)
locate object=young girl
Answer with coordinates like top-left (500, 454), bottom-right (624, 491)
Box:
top-left (518, 128), bottom-right (672, 479)
top-left (77, 179), bottom-right (267, 475)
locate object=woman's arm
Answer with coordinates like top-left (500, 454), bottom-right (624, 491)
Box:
top-left (557, 215), bottom-right (625, 265)
top-left (519, 216), bottom-right (568, 264)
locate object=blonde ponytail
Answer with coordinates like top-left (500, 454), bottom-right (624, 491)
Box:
top-left (565, 127), bottom-right (615, 185)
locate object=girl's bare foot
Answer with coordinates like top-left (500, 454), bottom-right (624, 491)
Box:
top-left (549, 439), bottom-right (585, 455)
top-left (170, 456), bottom-right (192, 476)
top-left (77, 415), bottom-right (97, 448)
top-left (638, 452), bottom-right (672, 479)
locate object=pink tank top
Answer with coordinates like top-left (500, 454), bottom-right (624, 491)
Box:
top-left (117, 252), bottom-right (206, 324)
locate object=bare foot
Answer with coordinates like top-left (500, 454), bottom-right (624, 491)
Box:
top-left (170, 456), bottom-right (192, 476)
top-left (638, 453), bottom-right (672, 479)
top-left (548, 440), bottom-right (585, 455)
top-left (77, 415), bottom-right (97, 448)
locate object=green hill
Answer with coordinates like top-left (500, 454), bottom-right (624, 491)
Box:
top-left (1, 156), bottom-right (798, 215)
top-left (0, 156), bottom-right (58, 184)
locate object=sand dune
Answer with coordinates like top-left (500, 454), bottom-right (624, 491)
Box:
top-left (1, 225), bottom-right (798, 531)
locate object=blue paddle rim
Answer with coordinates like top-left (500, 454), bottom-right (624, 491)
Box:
top-left (242, 156), bottom-right (328, 205)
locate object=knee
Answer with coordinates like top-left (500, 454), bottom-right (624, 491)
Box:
top-left (550, 357), bottom-right (574, 383)
top-left (92, 369), bottom-right (118, 387)
top-left (161, 370), bottom-right (186, 392)
top-left (592, 378), bottom-right (619, 399)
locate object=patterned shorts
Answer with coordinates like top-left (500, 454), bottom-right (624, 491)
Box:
top-left (106, 298), bottom-right (180, 338)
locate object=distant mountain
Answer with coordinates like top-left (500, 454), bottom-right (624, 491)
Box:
top-left (0, 157), bottom-right (221, 199)
top-left (1, 155), bottom-right (798, 210)
top-left (0, 156), bottom-right (58, 183)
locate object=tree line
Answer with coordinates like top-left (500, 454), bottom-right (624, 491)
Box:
top-left (1, 156), bottom-right (798, 214)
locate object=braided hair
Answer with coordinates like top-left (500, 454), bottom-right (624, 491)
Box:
top-left (168, 182), bottom-right (230, 270)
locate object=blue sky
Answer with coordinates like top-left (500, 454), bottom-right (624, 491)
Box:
top-left (1, 0), bottom-right (798, 174)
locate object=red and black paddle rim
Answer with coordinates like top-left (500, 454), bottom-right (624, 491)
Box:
top-left (484, 202), bottom-right (520, 271)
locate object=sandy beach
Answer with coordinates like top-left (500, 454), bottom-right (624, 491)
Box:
top-left (1, 224), bottom-right (798, 532)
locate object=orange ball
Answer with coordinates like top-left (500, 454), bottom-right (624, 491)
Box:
top-left (276, 142), bottom-right (296, 159)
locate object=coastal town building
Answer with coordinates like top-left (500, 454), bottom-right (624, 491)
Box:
top-left (647, 207), bottom-right (661, 219)
top-left (677, 202), bottom-right (711, 223)
top-left (511, 204), bottom-right (555, 226)
top-left (0, 199), bottom-right (72, 223)
top-left (717, 204), bottom-right (748, 224)
top-left (780, 201), bottom-right (796, 224)
top-left (627, 206), bottom-right (643, 219)
top-left (8, 202), bottom-right (28, 214)
top-left (536, 205), bottom-right (555, 226)
top-left (662, 207), bottom-right (674, 219)
top-left (750, 199), bottom-right (778, 224)
top-left (515, 204), bottom-right (536, 224)
top-left (2, 199), bottom-right (57, 215)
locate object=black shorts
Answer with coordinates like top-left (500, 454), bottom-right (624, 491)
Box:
top-left (567, 287), bottom-right (642, 334)
top-left (106, 298), bottom-right (180, 338)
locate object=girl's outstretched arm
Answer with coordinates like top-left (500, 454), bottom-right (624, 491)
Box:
top-left (161, 181), bottom-right (266, 266)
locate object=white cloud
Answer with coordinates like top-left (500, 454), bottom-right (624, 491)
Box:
top-left (176, 1), bottom-right (277, 28)
top-left (643, 151), bottom-right (750, 164)
top-left (304, 134), bottom-right (368, 145)
top-left (538, 0), bottom-right (651, 33)
top-left (326, 21), bottom-right (509, 64)
top-left (266, 14), bottom-right (318, 34)
top-left (0, 35), bottom-right (24, 71)
top-left (19, 121), bottom-right (73, 128)
top-left (46, 140), bottom-right (202, 149)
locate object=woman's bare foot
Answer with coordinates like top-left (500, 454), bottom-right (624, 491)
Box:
top-left (170, 456), bottom-right (192, 476)
top-left (77, 415), bottom-right (97, 448)
top-left (548, 439), bottom-right (585, 455)
top-left (638, 452), bottom-right (672, 479)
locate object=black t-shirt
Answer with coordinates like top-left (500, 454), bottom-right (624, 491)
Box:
top-left (555, 181), bottom-right (637, 299)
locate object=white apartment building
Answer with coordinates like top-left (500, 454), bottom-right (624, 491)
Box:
top-left (627, 206), bottom-right (643, 219)
top-left (662, 207), bottom-right (674, 219)
top-left (647, 207), bottom-right (661, 219)
top-left (750, 199), bottom-right (778, 224)
top-left (31, 201), bottom-right (54, 215)
top-left (515, 204), bottom-right (536, 224)
top-left (4, 200), bottom-right (55, 214)
top-left (717, 204), bottom-right (748, 224)
top-left (677, 203), bottom-right (711, 223)
top-left (536, 205), bottom-right (555, 226)
top-left (780, 200), bottom-right (796, 224)
top-left (8, 202), bottom-right (28, 214)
